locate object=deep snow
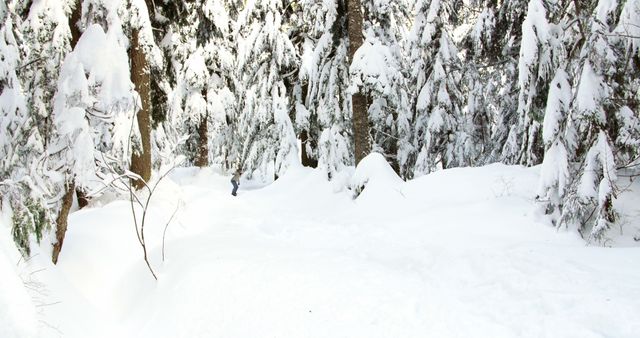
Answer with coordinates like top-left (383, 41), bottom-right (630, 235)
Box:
top-left (2, 160), bottom-right (640, 337)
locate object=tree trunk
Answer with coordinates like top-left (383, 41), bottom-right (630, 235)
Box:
top-left (346, 0), bottom-right (370, 165)
top-left (129, 28), bottom-right (152, 189)
top-left (300, 130), bottom-right (318, 168)
top-left (76, 189), bottom-right (89, 209)
top-left (69, 0), bottom-right (82, 49)
top-left (195, 112), bottom-right (209, 167)
top-left (68, 1), bottom-right (91, 208)
top-left (299, 83), bottom-right (318, 168)
top-left (351, 93), bottom-right (369, 164)
top-left (52, 181), bottom-right (75, 264)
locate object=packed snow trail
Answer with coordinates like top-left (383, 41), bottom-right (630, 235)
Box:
top-left (43, 163), bottom-right (640, 337)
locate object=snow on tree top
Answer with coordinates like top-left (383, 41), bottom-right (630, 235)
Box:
top-left (70, 24), bottom-right (134, 105)
top-left (349, 39), bottom-right (398, 95)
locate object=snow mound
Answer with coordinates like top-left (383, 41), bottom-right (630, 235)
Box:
top-left (0, 209), bottom-right (37, 338)
top-left (350, 153), bottom-right (404, 201)
top-left (0, 250), bottom-right (37, 338)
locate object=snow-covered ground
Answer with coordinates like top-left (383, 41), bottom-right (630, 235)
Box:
top-left (2, 158), bottom-right (640, 337)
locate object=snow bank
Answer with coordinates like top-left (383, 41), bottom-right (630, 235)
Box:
top-left (0, 255), bottom-right (36, 338)
top-left (1, 203), bottom-right (131, 338)
top-left (5, 163), bottom-right (639, 337)
top-left (0, 222), bottom-right (37, 338)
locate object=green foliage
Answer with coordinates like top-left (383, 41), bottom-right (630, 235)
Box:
top-left (4, 183), bottom-right (51, 257)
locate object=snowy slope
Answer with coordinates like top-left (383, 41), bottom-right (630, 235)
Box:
top-left (3, 160), bottom-right (640, 337)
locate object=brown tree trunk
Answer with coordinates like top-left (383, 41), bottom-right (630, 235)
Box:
top-left (52, 181), bottom-right (75, 264)
top-left (129, 29), bottom-right (152, 189)
top-left (68, 1), bottom-right (92, 209)
top-left (69, 0), bottom-right (82, 49)
top-left (346, 0), bottom-right (370, 165)
top-left (195, 112), bottom-right (209, 167)
top-left (76, 189), bottom-right (89, 209)
top-left (351, 93), bottom-right (369, 164)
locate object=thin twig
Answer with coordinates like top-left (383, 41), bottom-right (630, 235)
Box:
top-left (35, 301), bottom-right (61, 308)
top-left (39, 320), bottom-right (63, 335)
top-left (129, 184), bottom-right (143, 246)
top-left (162, 203), bottom-right (180, 262)
top-left (29, 268), bottom-right (46, 276)
top-left (18, 57), bottom-right (46, 70)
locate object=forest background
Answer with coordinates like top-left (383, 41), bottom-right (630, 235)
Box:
top-left (1, 0), bottom-right (640, 263)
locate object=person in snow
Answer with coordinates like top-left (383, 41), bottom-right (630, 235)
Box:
top-left (231, 168), bottom-right (242, 196)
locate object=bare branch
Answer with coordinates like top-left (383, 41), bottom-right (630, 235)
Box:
top-left (35, 301), bottom-right (62, 308)
top-left (162, 203), bottom-right (180, 262)
top-left (128, 184), bottom-right (143, 246)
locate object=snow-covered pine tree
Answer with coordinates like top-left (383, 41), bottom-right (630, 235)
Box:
top-left (408, 0), bottom-right (465, 177)
top-left (351, 0), bottom-right (411, 176)
top-left (558, 0), bottom-right (624, 243)
top-left (297, 0), bottom-right (353, 178)
top-left (163, 2), bottom-right (206, 167)
top-left (162, 0), bottom-right (236, 168)
top-left (20, 0), bottom-right (74, 148)
top-left (47, 0), bottom-right (140, 262)
top-left (611, 0), bottom-right (640, 172)
top-left (202, 0), bottom-right (238, 170)
top-left (537, 68), bottom-right (573, 226)
top-left (458, 2), bottom-right (494, 165)
top-left (0, 2), bottom-right (51, 256)
top-left (512, 0), bottom-right (565, 166)
top-left (463, 0), bottom-right (528, 165)
top-left (461, 67), bottom-right (491, 166)
top-left (148, 1), bottom-right (196, 168)
top-left (175, 45), bottom-right (211, 166)
top-left (234, 0), bottom-right (299, 179)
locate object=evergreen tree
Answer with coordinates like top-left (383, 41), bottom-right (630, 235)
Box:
top-left (463, 0), bottom-right (528, 164)
top-left (234, 0), bottom-right (299, 179)
top-left (20, 0), bottom-right (73, 148)
top-left (408, 0), bottom-right (465, 176)
top-left (611, 0), bottom-right (640, 170)
top-left (460, 2), bottom-right (494, 165)
top-left (0, 1), bottom-right (51, 257)
top-left (162, 0), bottom-right (236, 168)
top-left (298, 0), bottom-right (353, 178)
top-left (537, 69), bottom-right (573, 226)
top-left (356, 0), bottom-right (411, 175)
top-left (201, 0), bottom-right (238, 169)
top-left (511, 0), bottom-right (567, 166)
top-left (47, 0), bottom-right (144, 262)
top-left (557, 0), bottom-right (627, 243)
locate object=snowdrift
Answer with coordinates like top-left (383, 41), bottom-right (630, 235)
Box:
top-left (1, 163), bottom-right (639, 337)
